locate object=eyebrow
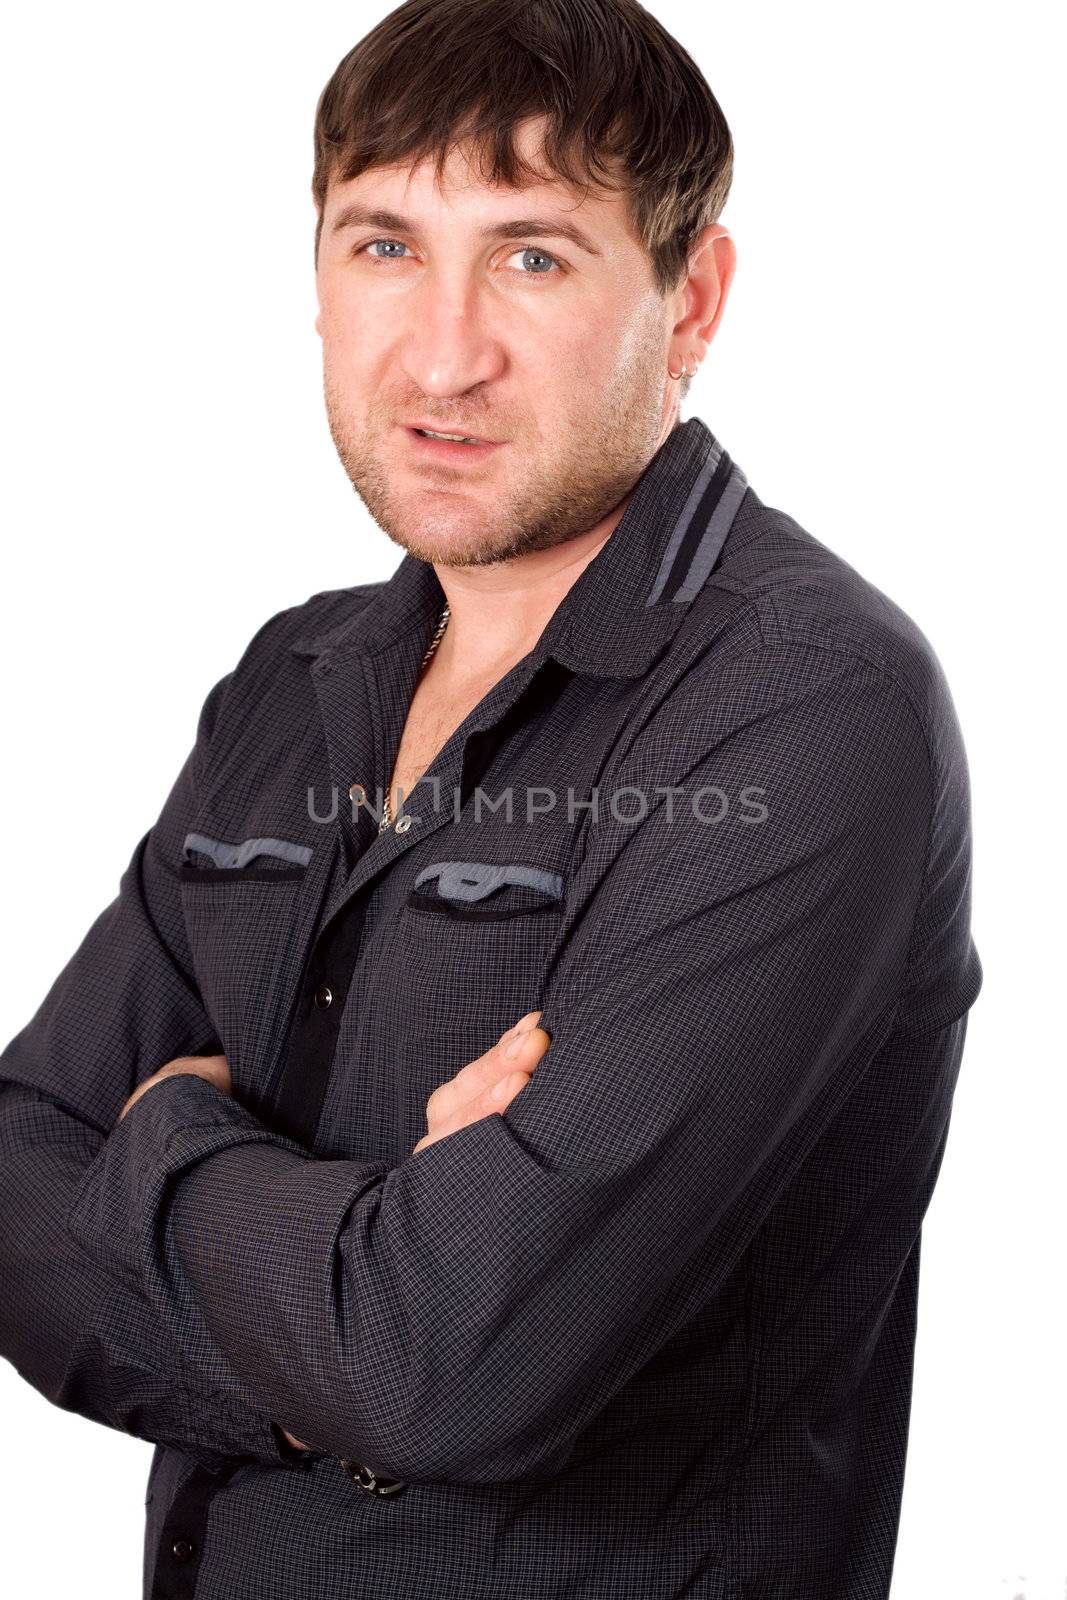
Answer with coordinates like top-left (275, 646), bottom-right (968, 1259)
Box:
top-left (328, 204), bottom-right (602, 257)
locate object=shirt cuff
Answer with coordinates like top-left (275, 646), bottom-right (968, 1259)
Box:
top-left (65, 1071), bottom-right (308, 1297)
top-left (183, 1389), bottom-right (323, 1471)
top-left (61, 1073), bottom-right (328, 1468)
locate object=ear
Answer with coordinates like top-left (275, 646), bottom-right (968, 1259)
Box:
top-left (668, 224), bottom-right (737, 365)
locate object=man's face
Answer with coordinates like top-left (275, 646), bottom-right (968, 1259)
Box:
top-left (314, 116), bottom-right (682, 568)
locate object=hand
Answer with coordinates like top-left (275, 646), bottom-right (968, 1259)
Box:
top-left (412, 1011), bottom-right (551, 1155)
top-left (115, 1052), bottom-right (232, 1124)
top-left (278, 1425), bottom-right (312, 1453)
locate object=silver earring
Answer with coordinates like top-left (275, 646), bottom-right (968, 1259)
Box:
top-left (668, 352), bottom-right (699, 381)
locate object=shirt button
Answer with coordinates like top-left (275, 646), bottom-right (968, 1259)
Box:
top-left (170, 1538), bottom-right (195, 1562)
top-left (313, 985), bottom-right (333, 1009)
top-left (348, 782), bottom-right (367, 804)
top-left (340, 1458), bottom-right (407, 1496)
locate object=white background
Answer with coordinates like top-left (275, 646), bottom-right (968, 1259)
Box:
top-left (1, 3), bottom-right (1062, 1595)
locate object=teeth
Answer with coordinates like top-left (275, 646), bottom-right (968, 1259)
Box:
top-left (417, 429), bottom-right (478, 444)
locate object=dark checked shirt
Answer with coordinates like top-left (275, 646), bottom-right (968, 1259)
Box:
top-left (0, 414), bottom-right (983, 1600)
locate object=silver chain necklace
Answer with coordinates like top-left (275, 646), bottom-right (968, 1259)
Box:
top-left (378, 603), bottom-right (451, 834)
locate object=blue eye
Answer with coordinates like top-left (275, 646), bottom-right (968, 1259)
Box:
top-left (362, 238), bottom-right (409, 260)
top-left (355, 239), bottom-right (563, 279)
top-left (508, 247), bottom-right (561, 276)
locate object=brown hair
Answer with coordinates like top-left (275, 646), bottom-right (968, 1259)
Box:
top-left (312, 0), bottom-right (734, 398)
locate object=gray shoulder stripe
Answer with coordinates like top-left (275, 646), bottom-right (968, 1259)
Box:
top-left (644, 444), bottom-right (723, 607)
top-left (670, 463), bottom-right (750, 604)
top-left (183, 831), bottom-right (314, 869)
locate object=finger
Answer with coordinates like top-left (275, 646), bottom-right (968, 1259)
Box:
top-left (158, 1056), bottom-right (232, 1096)
top-left (163, 1054), bottom-right (229, 1073)
top-left (418, 1068), bottom-right (534, 1153)
top-left (427, 1012), bottom-right (542, 1109)
top-left (429, 1019), bottom-right (548, 1118)
top-left (503, 1011), bottom-right (543, 1039)
top-left (452, 1027), bottom-right (549, 1116)
top-left (489, 1069), bottom-right (533, 1105)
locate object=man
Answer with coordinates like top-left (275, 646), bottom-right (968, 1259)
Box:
top-left (0, 1), bottom-right (982, 1596)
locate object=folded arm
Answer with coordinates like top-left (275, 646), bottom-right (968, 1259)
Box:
top-left (0, 658), bottom-right (310, 1469)
top-left (63, 648), bottom-right (936, 1485)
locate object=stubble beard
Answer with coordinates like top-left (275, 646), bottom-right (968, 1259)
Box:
top-left (322, 337), bottom-right (669, 570)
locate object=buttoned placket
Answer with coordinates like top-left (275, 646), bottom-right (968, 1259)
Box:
top-left (255, 628), bottom-right (576, 1499)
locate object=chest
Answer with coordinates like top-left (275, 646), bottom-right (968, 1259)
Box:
top-left (176, 652), bottom-right (642, 1156)
top-left (387, 665), bottom-right (509, 817)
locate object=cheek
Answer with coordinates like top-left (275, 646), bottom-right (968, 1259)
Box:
top-left (611, 293), bottom-right (666, 375)
top-left (518, 318), bottom-right (603, 401)
top-left (320, 316), bottom-right (362, 365)
top-left (541, 291), bottom-right (645, 389)
top-left (316, 282), bottom-right (379, 364)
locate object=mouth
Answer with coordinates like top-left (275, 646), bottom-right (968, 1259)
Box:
top-left (400, 423), bottom-right (505, 463)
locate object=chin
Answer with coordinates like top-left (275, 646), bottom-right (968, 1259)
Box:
top-left (378, 520), bottom-right (484, 566)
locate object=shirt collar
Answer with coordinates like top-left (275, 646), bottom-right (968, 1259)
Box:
top-left (290, 414), bottom-right (749, 680)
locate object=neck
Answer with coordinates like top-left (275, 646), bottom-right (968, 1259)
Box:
top-left (427, 513), bottom-right (619, 682)
top-left (428, 408), bottom-right (681, 680)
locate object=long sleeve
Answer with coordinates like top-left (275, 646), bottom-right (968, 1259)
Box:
top-left (62, 649), bottom-right (943, 1487)
top-left (0, 658), bottom-right (309, 1470)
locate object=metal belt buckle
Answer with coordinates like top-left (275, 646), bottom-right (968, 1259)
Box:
top-left (340, 1458), bottom-right (407, 1496)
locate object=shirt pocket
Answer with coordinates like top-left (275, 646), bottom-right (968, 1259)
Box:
top-left (405, 857), bottom-right (565, 920)
top-left (389, 858), bottom-right (568, 1128)
top-left (178, 829), bottom-right (329, 1115)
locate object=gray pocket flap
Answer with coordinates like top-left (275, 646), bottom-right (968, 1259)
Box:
top-left (183, 831), bottom-right (313, 870)
top-left (412, 860), bottom-right (564, 904)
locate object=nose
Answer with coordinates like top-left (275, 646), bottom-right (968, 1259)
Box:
top-left (399, 271), bottom-right (505, 398)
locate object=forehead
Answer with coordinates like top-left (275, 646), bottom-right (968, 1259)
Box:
top-left (324, 115), bottom-right (637, 246)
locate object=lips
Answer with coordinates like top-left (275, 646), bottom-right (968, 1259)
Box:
top-left (415, 429), bottom-right (482, 445)
top-left (401, 425), bottom-right (504, 462)
top-left (403, 420), bottom-right (502, 445)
